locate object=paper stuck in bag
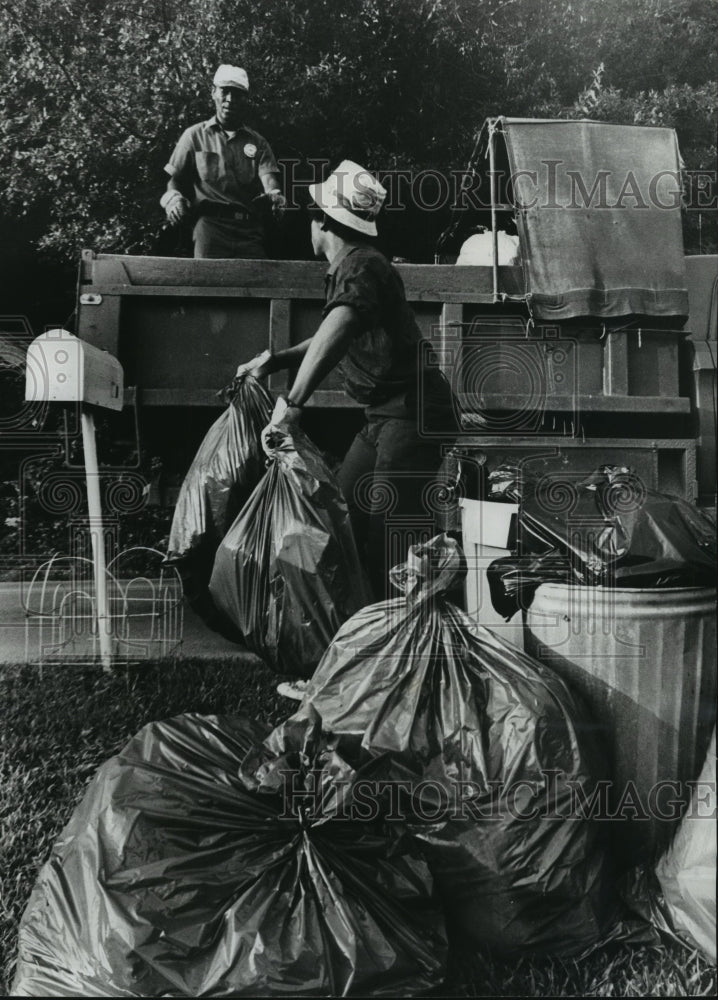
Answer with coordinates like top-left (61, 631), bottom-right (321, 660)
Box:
top-left (460, 497), bottom-right (519, 548)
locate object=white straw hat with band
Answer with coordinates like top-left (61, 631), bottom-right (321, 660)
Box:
top-left (308, 160), bottom-right (387, 237)
top-left (213, 65), bottom-right (249, 91)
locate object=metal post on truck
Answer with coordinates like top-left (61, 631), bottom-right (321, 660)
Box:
top-left (488, 117), bottom-right (500, 304)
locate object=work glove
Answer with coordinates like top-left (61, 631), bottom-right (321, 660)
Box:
top-left (254, 190), bottom-right (287, 220)
top-left (266, 189), bottom-right (287, 219)
top-left (160, 190), bottom-right (190, 226)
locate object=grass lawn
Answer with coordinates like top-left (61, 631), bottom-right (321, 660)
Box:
top-left (1, 657), bottom-right (715, 997)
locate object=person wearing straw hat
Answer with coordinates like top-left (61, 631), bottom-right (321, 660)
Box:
top-left (160, 64), bottom-right (285, 258)
top-left (236, 160), bottom-right (458, 614)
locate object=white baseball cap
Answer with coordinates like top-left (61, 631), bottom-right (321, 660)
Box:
top-left (308, 160), bottom-right (387, 237)
top-left (213, 65), bottom-right (249, 91)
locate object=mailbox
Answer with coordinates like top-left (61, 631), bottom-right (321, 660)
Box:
top-left (23, 329), bottom-right (125, 668)
top-left (25, 328), bottom-right (123, 410)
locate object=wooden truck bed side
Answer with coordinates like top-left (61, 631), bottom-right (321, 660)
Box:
top-left (75, 251), bottom-right (699, 499)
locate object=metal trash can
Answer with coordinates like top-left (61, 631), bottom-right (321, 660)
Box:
top-left (525, 584), bottom-right (717, 867)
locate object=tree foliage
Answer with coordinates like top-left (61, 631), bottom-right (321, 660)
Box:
top-left (0, 0), bottom-right (715, 262)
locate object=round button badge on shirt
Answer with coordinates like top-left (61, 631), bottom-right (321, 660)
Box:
top-left (243, 143), bottom-right (257, 158)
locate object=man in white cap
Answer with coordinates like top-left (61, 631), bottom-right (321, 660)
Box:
top-left (161, 65), bottom-right (285, 258)
top-left (236, 160), bottom-right (458, 619)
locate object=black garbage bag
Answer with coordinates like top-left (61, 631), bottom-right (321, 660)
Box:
top-left (490, 463), bottom-right (631, 570)
top-left (12, 710), bottom-right (447, 998)
top-left (487, 463), bottom-right (529, 504)
top-left (486, 465), bottom-right (716, 617)
top-left (486, 550), bottom-right (573, 620)
top-left (297, 534), bottom-right (619, 958)
top-left (209, 424), bottom-right (371, 677)
top-left (166, 374), bottom-right (274, 639)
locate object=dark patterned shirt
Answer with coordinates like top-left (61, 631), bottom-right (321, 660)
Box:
top-left (323, 245), bottom-right (455, 425)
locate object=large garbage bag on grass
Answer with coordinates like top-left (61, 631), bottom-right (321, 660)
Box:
top-left (13, 710), bottom-right (447, 998)
top-left (209, 424), bottom-right (371, 676)
top-left (618, 730), bottom-right (716, 962)
top-left (298, 534), bottom-right (618, 957)
top-left (655, 727), bottom-right (716, 962)
top-left (166, 375), bottom-right (274, 639)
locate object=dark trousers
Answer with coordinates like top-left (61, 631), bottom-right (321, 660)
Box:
top-left (337, 415), bottom-right (451, 600)
top-left (193, 217), bottom-right (267, 259)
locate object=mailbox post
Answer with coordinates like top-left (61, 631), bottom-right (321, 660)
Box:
top-left (25, 329), bottom-right (124, 669)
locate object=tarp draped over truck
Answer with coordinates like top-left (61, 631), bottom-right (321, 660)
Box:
top-left (490, 118), bottom-right (689, 321)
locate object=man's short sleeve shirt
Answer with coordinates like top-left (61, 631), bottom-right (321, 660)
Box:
top-left (165, 118), bottom-right (279, 211)
top-left (322, 246), bottom-right (426, 406)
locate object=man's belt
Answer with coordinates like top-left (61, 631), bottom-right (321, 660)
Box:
top-left (197, 202), bottom-right (251, 221)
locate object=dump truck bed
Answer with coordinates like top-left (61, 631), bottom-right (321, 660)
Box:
top-left (75, 251), bottom-right (704, 500)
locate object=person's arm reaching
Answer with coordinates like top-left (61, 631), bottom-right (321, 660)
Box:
top-left (161, 130), bottom-right (194, 224)
top-left (285, 306), bottom-right (359, 406)
top-left (236, 306), bottom-right (359, 386)
top-left (236, 339), bottom-right (312, 380)
top-left (257, 137), bottom-right (285, 218)
top-left (259, 171), bottom-right (286, 218)
top-left (259, 305), bottom-right (360, 441)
